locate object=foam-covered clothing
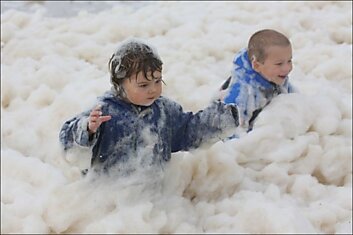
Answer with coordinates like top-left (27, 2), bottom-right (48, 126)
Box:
top-left (221, 48), bottom-right (295, 130)
top-left (59, 91), bottom-right (239, 174)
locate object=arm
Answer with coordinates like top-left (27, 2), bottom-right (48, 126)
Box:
top-left (170, 100), bottom-right (239, 152)
top-left (59, 111), bottom-right (93, 150)
top-left (59, 105), bottom-right (111, 150)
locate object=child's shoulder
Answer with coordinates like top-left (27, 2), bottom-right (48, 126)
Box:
top-left (156, 96), bottom-right (181, 107)
top-left (154, 96), bottom-right (184, 113)
top-left (95, 90), bottom-right (132, 110)
top-left (95, 91), bottom-right (116, 106)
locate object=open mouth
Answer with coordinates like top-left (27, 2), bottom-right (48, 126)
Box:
top-left (278, 75), bottom-right (286, 79)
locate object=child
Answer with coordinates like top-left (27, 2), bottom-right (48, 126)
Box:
top-left (59, 38), bottom-right (240, 175)
top-left (219, 29), bottom-right (296, 131)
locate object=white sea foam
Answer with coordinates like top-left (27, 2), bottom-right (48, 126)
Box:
top-left (1, 1), bottom-right (352, 234)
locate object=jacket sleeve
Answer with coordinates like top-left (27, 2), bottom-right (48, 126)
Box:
top-left (59, 110), bottom-right (98, 150)
top-left (170, 100), bottom-right (239, 152)
top-left (223, 82), bottom-right (249, 128)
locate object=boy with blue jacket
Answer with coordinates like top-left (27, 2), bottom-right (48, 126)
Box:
top-left (59, 38), bottom-right (240, 175)
top-left (218, 29), bottom-right (296, 131)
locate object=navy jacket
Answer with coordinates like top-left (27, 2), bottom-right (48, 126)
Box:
top-left (60, 91), bottom-right (239, 174)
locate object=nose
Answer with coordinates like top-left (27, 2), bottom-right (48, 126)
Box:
top-left (149, 83), bottom-right (157, 94)
top-left (283, 62), bottom-right (292, 73)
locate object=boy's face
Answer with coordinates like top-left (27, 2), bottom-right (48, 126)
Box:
top-left (252, 45), bottom-right (293, 85)
top-left (122, 70), bottom-right (162, 106)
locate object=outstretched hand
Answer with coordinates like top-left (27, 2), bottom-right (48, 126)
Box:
top-left (88, 105), bottom-right (112, 134)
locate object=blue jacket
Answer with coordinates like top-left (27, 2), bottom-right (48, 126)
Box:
top-left (59, 91), bottom-right (239, 174)
top-left (222, 48), bottom-right (295, 130)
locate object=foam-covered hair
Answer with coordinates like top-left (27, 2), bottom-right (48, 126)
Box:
top-left (108, 38), bottom-right (163, 95)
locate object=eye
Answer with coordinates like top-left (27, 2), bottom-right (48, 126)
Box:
top-left (275, 62), bottom-right (283, 66)
top-left (155, 78), bottom-right (164, 84)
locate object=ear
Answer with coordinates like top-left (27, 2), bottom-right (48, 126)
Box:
top-left (251, 56), bottom-right (260, 72)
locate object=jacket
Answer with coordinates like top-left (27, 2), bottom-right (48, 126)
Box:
top-left (221, 48), bottom-right (295, 130)
top-left (59, 91), bottom-right (239, 174)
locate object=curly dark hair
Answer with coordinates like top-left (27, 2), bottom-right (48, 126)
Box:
top-left (108, 39), bottom-right (163, 96)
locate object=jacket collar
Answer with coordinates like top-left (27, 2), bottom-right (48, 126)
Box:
top-left (233, 48), bottom-right (280, 90)
top-left (101, 90), bottom-right (154, 115)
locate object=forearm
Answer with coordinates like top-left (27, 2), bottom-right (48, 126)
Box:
top-left (175, 101), bottom-right (239, 150)
top-left (59, 113), bottom-right (97, 150)
top-left (195, 101), bottom-right (239, 142)
top-left (74, 117), bottom-right (98, 147)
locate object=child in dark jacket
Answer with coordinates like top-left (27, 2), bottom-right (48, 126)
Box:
top-left (60, 38), bottom-right (239, 175)
top-left (218, 29), bottom-right (296, 132)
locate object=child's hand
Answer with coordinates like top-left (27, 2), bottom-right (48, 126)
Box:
top-left (88, 105), bottom-right (112, 134)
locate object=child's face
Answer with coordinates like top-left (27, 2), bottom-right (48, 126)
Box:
top-left (252, 45), bottom-right (293, 85)
top-left (122, 70), bottom-right (163, 106)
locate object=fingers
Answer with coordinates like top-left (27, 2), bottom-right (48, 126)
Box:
top-left (90, 105), bottom-right (103, 118)
top-left (88, 105), bottom-right (111, 133)
top-left (90, 110), bottom-right (102, 118)
top-left (99, 115), bottom-right (112, 123)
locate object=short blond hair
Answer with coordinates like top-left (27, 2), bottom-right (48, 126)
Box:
top-left (248, 29), bottom-right (291, 63)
